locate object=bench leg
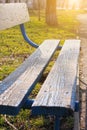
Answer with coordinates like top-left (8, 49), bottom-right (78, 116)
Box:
top-left (54, 116), bottom-right (60, 130)
top-left (22, 99), bottom-right (34, 109)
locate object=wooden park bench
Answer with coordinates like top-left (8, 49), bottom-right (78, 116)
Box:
top-left (0, 3), bottom-right (80, 130)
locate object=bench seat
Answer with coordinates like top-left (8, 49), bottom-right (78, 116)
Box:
top-left (0, 3), bottom-right (80, 130)
top-left (32, 40), bottom-right (80, 116)
top-left (0, 40), bottom-right (60, 115)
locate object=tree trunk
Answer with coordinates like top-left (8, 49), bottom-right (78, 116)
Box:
top-left (46, 0), bottom-right (57, 26)
top-left (38, 0), bottom-right (41, 21)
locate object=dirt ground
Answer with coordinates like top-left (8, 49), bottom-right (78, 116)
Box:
top-left (77, 14), bottom-right (87, 130)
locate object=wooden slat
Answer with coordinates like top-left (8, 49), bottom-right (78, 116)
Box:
top-left (0, 40), bottom-right (60, 115)
top-left (0, 3), bottom-right (29, 30)
top-left (32, 40), bottom-right (80, 111)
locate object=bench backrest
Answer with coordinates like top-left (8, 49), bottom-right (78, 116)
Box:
top-left (0, 3), bottom-right (29, 30)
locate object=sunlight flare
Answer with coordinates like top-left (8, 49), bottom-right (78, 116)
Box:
top-left (69, 0), bottom-right (80, 9)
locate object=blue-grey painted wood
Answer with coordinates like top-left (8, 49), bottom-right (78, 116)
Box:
top-left (32, 40), bottom-right (80, 115)
top-left (0, 3), bottom-right (29, 30)
top-left (0, 40), bottom-right (60, 115)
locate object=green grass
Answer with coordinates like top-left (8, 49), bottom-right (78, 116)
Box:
top-left (0, 10), bottom-right (79, 80)
top-left (0, 9), bottom-right (82, 130)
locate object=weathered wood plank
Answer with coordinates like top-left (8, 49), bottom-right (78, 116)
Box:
top-left (0, 40), bottom-right (60, 115)
top-left (0, 3), bottom-right (29, 30)
top-left (32, 40), bottom-right (80, 111)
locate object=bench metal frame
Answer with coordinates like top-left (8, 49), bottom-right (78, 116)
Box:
top-left (20, 24), bottom-right (39, 48)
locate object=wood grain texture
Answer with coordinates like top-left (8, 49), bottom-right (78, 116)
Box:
top-left (32, 40), bottom-right (80, 111)
top-left (0, 3), bottom-right (29, 30)
top-left (0, 40), bottom-right (60, 110)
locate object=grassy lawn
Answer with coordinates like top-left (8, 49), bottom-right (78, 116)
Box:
top-left (0, 9), bottom-right (82, 130)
